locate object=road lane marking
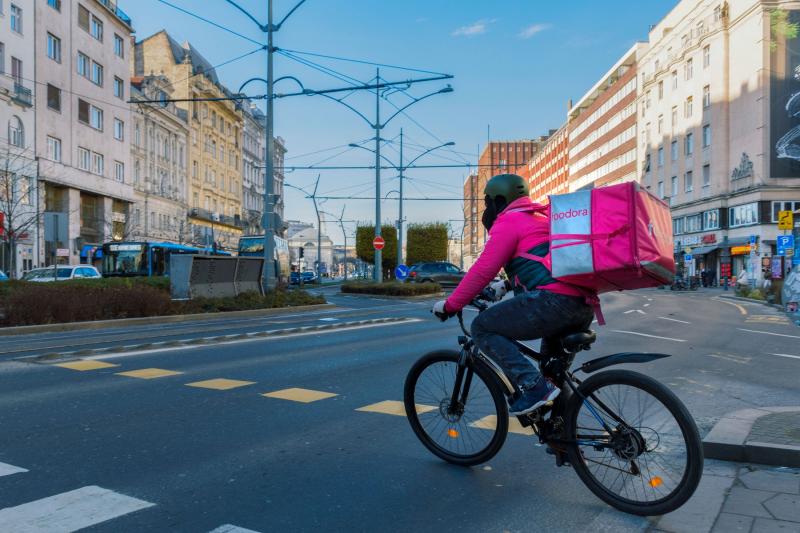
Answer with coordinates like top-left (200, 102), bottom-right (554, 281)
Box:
top-left (116, 368), bottom-right (183, 379)
top-left (209, 525), bottom-right (263, 533)
top-left (746, 315), bottom-right (790, 324)
top-left (470, 415), bottom-right (534, 436)
top-left (712, 297), bottom-right (748, 315)
top-left (610, 330), bottom-right (687, 342)
top-left (54, 360), bottom-right (119, 371)
top-left (643, 303), bottom-right (651, 307)
top-left (737, 328), bottom-right (800, 339)
top-left (0, 485), bottom-right (154, 531)
top-left (318, 318), bottom-right (337, 322)
top-left (705, 353), bottom-right (751, 365)
top-left (356, 400), bottom-right (435, 416)
top-left (0, 462), bottom-right (28, 477)
top-left (770, 353), bottom-right (800, 360)
top-left (262, 388), bottom-right (338, 403)
top-left (658, 316), bottom-right (691, 324)
top-left (185, 378), bottom-right (256, 391)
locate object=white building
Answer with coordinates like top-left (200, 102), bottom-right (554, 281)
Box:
top-left (0, 0), bottom-right (36, 277)
top-left (286, 220), bottom-right (333, 274)
top-left (129, 75), bottom-right (189, 244)
top-left (639, 0), bottom-right (800, 281)
top-left (35, 0), bottom-right (135, 267)
top-left (242, 102), bottom-right (265, 236)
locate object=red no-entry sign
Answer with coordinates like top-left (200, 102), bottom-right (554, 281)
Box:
top-left (373, 236), bottom-right (385, 250)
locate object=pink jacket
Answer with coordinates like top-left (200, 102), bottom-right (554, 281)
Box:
top-left (446, 197), bottom-right (585, 312)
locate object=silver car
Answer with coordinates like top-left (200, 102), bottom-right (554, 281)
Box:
top-left (22, 265), bottom-right (101, 282)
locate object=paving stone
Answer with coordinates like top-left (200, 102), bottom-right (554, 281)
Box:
top-left (752, 517), bottom-right (800, 533)
top-left (712, 513), bottom-right (754, 533)
top-left (763, 493), bottom-right (800, 523)
top-left (721, 486), bottom-right (775, 518)
top-left (741, 469), bottom-right (800, 495)
top-left (749, 412), bottom-right (800, 448)
top-left (657, 474), bottom-right (737, 533)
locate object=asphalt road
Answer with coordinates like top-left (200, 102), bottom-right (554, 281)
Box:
top-left (1, 287), bottom-right (798, 532)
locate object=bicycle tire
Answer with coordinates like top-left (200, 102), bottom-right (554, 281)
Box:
top-left (404, 350), bottom-right (509, 467)
top-left (564, 370), bottom-right (703, 516)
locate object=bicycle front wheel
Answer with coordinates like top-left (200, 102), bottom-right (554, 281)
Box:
top-left (404, 350), bottom-right (508, 467)
top-left (565, 370), bottom-right (703, 516)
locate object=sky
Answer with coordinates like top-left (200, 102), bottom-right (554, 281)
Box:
top-left (121, 0), bottom-right (676, 244)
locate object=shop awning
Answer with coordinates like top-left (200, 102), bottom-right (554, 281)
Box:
top-left (722, 237), bottom-right (752, 248)
top-left (691, 245), bottom-right (719, 255)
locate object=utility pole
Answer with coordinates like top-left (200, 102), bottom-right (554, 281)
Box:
top-left (312, 174), bottom-right (322, 281)
top-left (262, 0), bottom-right (277, 291)
top-left (374, 68), bottom-right (382, 282)
top-left (397, 128), bottom-right (404, 269)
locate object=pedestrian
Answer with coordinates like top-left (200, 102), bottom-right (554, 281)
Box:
top-left (701, 268), bottom-right (708, 287)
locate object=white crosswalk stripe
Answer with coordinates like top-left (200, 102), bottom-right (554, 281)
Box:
top-left (209, 525), bottom-right (263, 533)
top-left (0, 461), bottom-right (28, 477)
top-left (0, 485), bottom-right (154, 532)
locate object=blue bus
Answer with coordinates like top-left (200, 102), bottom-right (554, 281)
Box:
top-left (238, 234), bottom-right (290, 283)
top-left (101, 241), bottom-right (229, 277)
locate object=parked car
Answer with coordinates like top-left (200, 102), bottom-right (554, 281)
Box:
top-left (22, 265), bottom-right (101, 282)
top-left (0, 270), bottom-right (8, 282)
top-left (289, 271), bottom-right (318, 285)
top-left (302, 271), bottom-right (317, 283)
top-left (407, 262), bottom-right (465, 286)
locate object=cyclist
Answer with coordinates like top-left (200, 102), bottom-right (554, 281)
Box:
top-left (432, 173), bottom-right (595, 415)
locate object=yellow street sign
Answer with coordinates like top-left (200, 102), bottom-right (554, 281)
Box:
top-left (778, 210), bottom-right (793, 230)
top-left (788, 247), bottom-right (795, 257)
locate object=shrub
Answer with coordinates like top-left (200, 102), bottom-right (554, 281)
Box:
top-left (341, 281), bottom-right (442, 296)
top-left (747, 289), bottom-right (765, 300)
top-left (406, 223), bottom-right (449, 265)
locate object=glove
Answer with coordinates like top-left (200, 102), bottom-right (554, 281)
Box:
top-left (432, 300), bottom-right (454, 322)
top-left (490, 279), bottom-right (511, 301)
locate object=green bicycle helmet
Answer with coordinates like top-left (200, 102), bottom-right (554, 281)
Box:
top-left (482, 173), bottom-right (529, 230)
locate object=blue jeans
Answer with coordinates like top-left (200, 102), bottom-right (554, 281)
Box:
top-left (470, 291), bottom-right (594, 390)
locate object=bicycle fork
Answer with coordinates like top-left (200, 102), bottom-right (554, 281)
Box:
top-left (447, 349), bottom-right (474, 416)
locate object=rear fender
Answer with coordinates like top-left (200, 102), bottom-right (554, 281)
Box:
top-left (579, 352), bottom-right (671, 374)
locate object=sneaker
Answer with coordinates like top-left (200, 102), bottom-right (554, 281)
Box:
top-left (508, 378), bottom-right (560, 415)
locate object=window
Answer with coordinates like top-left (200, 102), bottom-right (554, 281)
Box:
top-left (658, 146), bottom-right (664, 167)
top-left (78, 147), bottom-right (90, 170)
top-left (90, 106), bottom-right (103, 130)
top-left (192, 160), bottom-right (198, 178)
top-left (47, 84), bottom-right (61, 111)
top-left (671, 106), bottom-right (678, 128)
top-left (92, 152), bottom-right (104, 175)
top-left (671, 140), bottom-right (678, 161)
top-left (211, 112), bottom-right (217, 128)
top-left (703, 210), bottom-right (719, 230)
top-left (8, 116), bottom-right (23, 147)
top-left (91, 61), bottom-right (103, 86)
top-left (685, 214), bottom-right (702, 233)
top-left (671, 70), bottom-right (678, 89)
top-left (10, 56), bottom-right (20, 84)
top-left (113, 76), bottom-right (123, 99)
top-left (134, 122), bottom-right (140, 146)
top-left (703, 45), bottom-right (710, 68)
top-left (685, 171), bottom-right (693, 192)
top-left (114, 161), bottom-right (124, 182)
top-left (90, 15), bottom-right (103, 41)
top-left (47, 33), bottom-right (61, 63)
top-left (671, 175), bottom-right (678, 197)
top-left (646, 90), bottom-right (651, 109)
top-left (0, 43), bottom-right (4, 74)
top-left (10, 4), bottom-right (22, 34)
top-left (714, 5), bottom-right (722, 22)
top-left (703, 85), bottom-right (711, 108)
top-left (684, 58), bottom-right (693, 80)
top-left (113, 118), bottom-right (124, 141)
top-left (47, 0), bottom-right (61, 10)
top-left (685, 96), bottom-right (693, 117)
top-left (703, 164), bottom-right (710, 187)
top-left (114, 34), bottom-right (124, 58)
top-left (47, 136), bottom-right (61, 161)
top-left (78, 4), bottom-right (90, 31)
top-left (729, 203), bottom-right (759, 227)
top-left (702, 125), bottom-right (711, 147)
top-left (658, 81), bottom-right (663, 100)
top-left (685, 132), bottom-right (694, 156)
top-left (772, 201), bottom-right (800, 222)
top-left (77, 52), bottom-right (89, 78)
top-left (657, 115), bottom-right (663, 134)
top-left (673, 217), bottom-right (685, 235)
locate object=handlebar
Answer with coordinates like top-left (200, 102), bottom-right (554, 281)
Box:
top-left (456, 287), bottom-right (495, 336)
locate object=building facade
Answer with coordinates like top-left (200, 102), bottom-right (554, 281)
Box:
top-left (521, 126), bottom-right (570, 203)
top-left (129, 75), bottom-right (189, 243)
top-left (242, 102), bottom-right (265, 236)
top-left (134, 30), bottom-right (243, 252)
top-left (35, 0), bottom-right (135, 267)
top-left (286, 220), bottom-right (333, 274)
top-left (0, 0), bottom-right (36, 277)
top-left (639, 0), bottom-right (800, 281)
top-left (462, 173), bottom-right (480, 267)
top-left (273, 135), bottom-right (287, 236)
top-left (568, 44), bottom-right (643, 193)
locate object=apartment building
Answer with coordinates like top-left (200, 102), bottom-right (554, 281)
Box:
top-left (273, 135), bottom-right (287, 236)
top-left (129, 75), bottom-right (188, 243)
top-left (639, 0), bottom-right (800, 280)
top-left (462, 173), bottom-right (479, 267)
top-left (242, 102), bottom-right (265, 236)
top-left (521, 126), bottom-right (570, 204)
top-left (568, 44), bottom-right (644, 193)
top-left (0, 0), bottom-right (36, 277)
top-left (134, 30), bottom-right (243, 252)
top-left (36, 0), bottom-right (134, 267)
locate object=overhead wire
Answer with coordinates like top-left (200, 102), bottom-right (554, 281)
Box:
top-left (278, 48), bottom-right (449, 76)
top-left (155, 0), bottom-right (264, 47)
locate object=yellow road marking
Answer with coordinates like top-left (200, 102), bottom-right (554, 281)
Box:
top-left (262, 387), bottom-right (338, 403)
top-left (116, 368), bottom-right (183, 379)
top-left (712, 297), bottom-right (747, 316)
top-left (470, 415), bottom-right (534, 436)
top-left (55, 360), bottom-right (119, 371)
top-left (356, 400), bottom-right (436, 416)
top-left (185, 378), bottom-right (255, 390)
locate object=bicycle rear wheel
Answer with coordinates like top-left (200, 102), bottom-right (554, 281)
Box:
top-left (404, 350), bottom-right (508, 467)
top-left (564, 370), bottom-right (703, 516)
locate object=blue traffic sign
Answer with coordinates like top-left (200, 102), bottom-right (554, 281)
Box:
top-left (395, 264), bottom-right (410, 280)
top-left (684, 254), bottom-right (693, 262)
top-left (750, 235), bottom-right (757, 245)
top-left (777, 235), bottom-right (795, 257)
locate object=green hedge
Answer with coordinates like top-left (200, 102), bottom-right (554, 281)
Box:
top-left (340, 281), bottom-right (442, 296)
top-left (406, 223), bottom-right (449, 265)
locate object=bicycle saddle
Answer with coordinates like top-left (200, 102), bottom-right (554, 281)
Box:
top-left (560, 330), bottom-right (597, 353)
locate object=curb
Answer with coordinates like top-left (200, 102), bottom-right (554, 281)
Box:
top-left (0, 304), bottom-right (337, 337)
top-left (717, 294), bottom-right (783, 311)
top-left (702, 406), bottom-right (800, 467)
top-left (339, 291), bottom-right (445, 300)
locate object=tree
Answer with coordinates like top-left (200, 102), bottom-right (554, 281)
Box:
top-left (356, 224), bottom-right (398, 279)
top-left (0, 145), bottom-right (39, 278)
top-left (406, 223), bottom-right (449, 265)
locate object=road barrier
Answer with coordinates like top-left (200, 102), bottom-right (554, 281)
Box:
top-left (171, 255), bottom-right (264, 299)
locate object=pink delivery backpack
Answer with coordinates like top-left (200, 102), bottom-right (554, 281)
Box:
top-left (523, 182), bottom-right (675, 294)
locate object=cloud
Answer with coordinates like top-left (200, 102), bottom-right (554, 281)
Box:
top-left (451, 19), bottom-right (496, 37)
top-left (518, 23), bottom-right (551, 39)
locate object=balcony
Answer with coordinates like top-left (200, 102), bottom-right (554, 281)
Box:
top-left (12, 82), bottom-right (32, 108)
top-left (97, 0), bottom-right (132, 26)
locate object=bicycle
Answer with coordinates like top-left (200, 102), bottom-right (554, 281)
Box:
top-left (404, 291), bottom-right (703, 516)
